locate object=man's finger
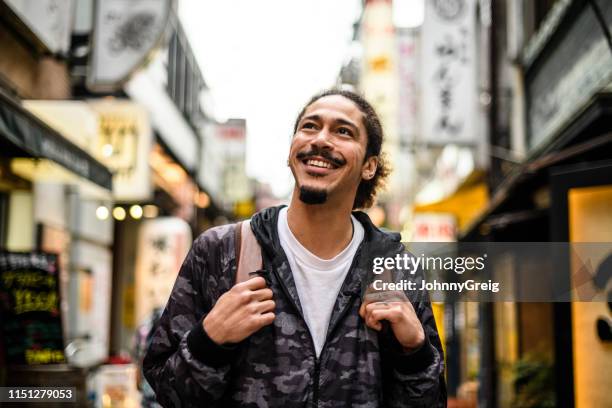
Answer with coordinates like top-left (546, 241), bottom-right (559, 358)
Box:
top-left (365, 301), bottom-right (391, 314)
top-left (253, 299), bottom-right (276, 314)
top-left (362, 303), bottom-right (389, 331)
top-left (365, 312), bottom-right (383, 331)
top-left (251, 288), bottom-right (274, 302)
top-left (360, 295), bottom-right (389, 316)
top-left (363, 290), bottom-right (409, 307)
top-left (370, 308), bottom-right (402, 324)
top-left (257, 312), bottom-right (275, 326)
top-left (360, 300), bottom-right (393, 318)
top-left (360, 298), bottom-right (375, 317)
top-left (239, 276), bottom-right (267, 290)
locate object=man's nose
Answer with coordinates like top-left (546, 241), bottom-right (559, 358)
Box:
top-left (311, 127), bottom-right (334, 149)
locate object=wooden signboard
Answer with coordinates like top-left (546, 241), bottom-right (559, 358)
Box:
top-left (0, 251), bottom-right (65, 365)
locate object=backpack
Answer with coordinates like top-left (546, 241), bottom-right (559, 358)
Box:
top-left (233, 220), bottom-right (263, 283)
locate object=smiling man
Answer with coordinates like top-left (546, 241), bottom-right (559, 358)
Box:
top-left (144, 89), bottom-right (446, 407)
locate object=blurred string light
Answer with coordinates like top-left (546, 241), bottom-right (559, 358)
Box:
top-left (102, 143), bottom-right (114, 158)
top-left (143, 205), bottom-right (159, 218)
top-left (112, 206), bottom-right (126, 221)
top-left (195, 191), bottom-right (210, 209)
top-left (96, 205), bottom-right (109, 220)
top-left (367, 206), bottom-right (386, 227)
top-left (393, 0), bottom-right (425, 28)
top-left (129, 205), bottom-right (143, 219)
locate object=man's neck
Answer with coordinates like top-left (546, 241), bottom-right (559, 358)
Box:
top-left (286, 192), bottom-right (355, 260)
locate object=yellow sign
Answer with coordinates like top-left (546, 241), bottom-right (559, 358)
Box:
top-left (369, 56), bottom-right (390, 72)
top-left (122, 284), bottom-right (135, 329)
top-left (234, 200), bottom-right (255, 218)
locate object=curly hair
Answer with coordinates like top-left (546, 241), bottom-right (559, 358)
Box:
top-left (292, 89), bottom-right (390, 209)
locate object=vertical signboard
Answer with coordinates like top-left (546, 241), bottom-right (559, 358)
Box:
top-left (134, 217), bottom-right (191, 326)
top-left (421, 0), bottom-right (477, 145)
top-left (0, 252), bottom-right (65, 365)
top-left (199, 120), bottom-right (251, 211)
top-left (397, 28), bottom-right (420, 146)
top-left (394, 27), bottom-right (421, 201)
top-left (361, 0), bottom-right (399, 144)
top-left (361, 0), bottom-right (400, 196)
top-left (88, 0), bottom-right (171, 91)
top-left (217, 120), bottom-right (251, 205)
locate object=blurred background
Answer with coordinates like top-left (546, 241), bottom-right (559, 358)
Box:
top-left (0, 0), bottom-right (611, 406)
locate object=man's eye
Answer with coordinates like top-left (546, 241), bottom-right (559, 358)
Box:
top-left (338, 127), bottom-right (353, 136)
top-left (302, 122), bottom-right (316, 129)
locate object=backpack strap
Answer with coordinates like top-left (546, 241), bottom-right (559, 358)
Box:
top-left (363, 269), bottom-right (406, 303)
top-left (234, 220), bottom-right (263, 284)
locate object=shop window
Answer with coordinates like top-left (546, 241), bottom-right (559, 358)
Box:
top-left (165, 21), bottom-right (205, 127)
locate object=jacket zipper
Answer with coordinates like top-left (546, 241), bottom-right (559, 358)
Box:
top-left (319, 244), bottom-right (363, 350)
top-left (312, 357), bottom-right (320, 407)
top-left (271, 266), bottom-right (321, 404)
top-left (272, 242), bottom-right (365, 407)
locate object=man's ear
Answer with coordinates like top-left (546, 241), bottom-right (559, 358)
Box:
top-left (362, 156), bottom-right (378, 180)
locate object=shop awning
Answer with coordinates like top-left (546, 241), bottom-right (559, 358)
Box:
top-left (413, 171), bottom-right (489, 234)
top-left (0, 92), bottom-right (112, 190)
top-left (460, 134), bottom-right (612, 240)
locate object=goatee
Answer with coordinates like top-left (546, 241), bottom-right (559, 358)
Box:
top-left (299, 186), bottom-right (327, 204)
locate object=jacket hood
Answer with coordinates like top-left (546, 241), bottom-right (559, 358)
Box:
top-left (250, 205), bottom-right (401, 259)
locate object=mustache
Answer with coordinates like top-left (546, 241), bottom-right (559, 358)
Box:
top-left (296, 148), bottom-right (346, 167)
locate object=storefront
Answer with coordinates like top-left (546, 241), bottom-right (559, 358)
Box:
top-left (0, 91), bottom-right (114, 403)
top-left (409, 170), bottom-right (489, 405)
top-left (461, 1), bottom-right (612, 404)
top-left (463, 151), bottom-right (612, 408)
top-left (550, 161), bottom-right (612, 408)
top-left (18, 98), bottom-right (203, 358)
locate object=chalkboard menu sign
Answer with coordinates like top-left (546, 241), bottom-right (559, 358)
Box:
top-left (0, 251), bottom-right (65, 365)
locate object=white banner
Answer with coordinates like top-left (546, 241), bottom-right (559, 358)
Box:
top-left (421, 0), bottom-right (477, 145)
top-left (88, 0), bottom-right (171, 91)
top-left (199, 120), bottom-right (251, 208)
top-left (361, 0), bottom-right (400, 197)
top-left (397, 28), bottom-right (420, 146)
top-left (134, 217), bottom-right (191, 326)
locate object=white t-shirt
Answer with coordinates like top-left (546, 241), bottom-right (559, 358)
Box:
top-left (277, 207), bottom-right (364, 357)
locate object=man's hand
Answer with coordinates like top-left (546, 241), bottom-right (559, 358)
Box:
top-left (203, 276), bottom-right (275, 345)
top-left (359, 291), bottom-right (425, 352)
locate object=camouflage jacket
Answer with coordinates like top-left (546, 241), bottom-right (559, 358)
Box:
top-left (144, 206), bottom-right (446, 407)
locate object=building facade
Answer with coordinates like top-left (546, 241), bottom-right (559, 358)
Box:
top-left (463, 1), bottom-right (612, 407)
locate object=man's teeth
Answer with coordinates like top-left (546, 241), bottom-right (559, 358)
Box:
top-left (307, 159), bottom-right (332, 169)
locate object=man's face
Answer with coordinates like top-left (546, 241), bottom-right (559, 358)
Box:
top-left (289, 95), bottom-right (377, 205)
